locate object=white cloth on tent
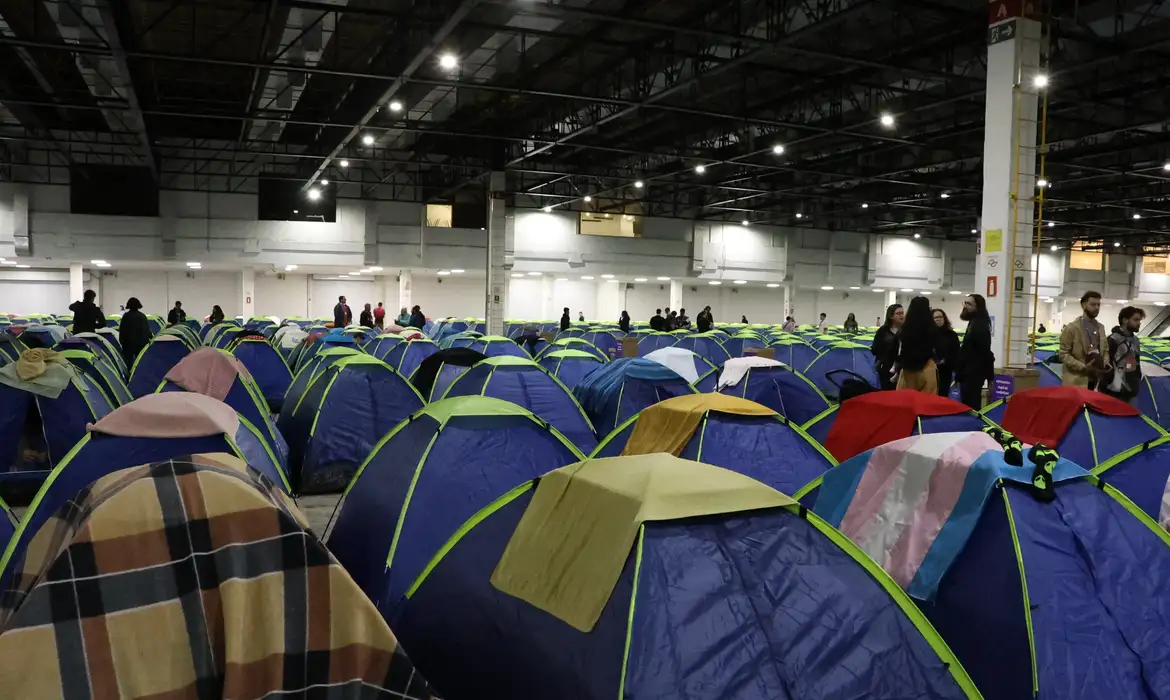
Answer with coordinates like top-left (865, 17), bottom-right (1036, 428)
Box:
top-left (1142, 362), bottom-right (1170, 378)
top-left (717, 356), bottom-right (786, 391)
top-left (276, 326), bottom-right (308, 349)
top-left (644, 347), bottom-right (702, 384)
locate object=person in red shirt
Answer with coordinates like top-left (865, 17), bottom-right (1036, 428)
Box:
top-left (373, 302), bottom-right (386, 329)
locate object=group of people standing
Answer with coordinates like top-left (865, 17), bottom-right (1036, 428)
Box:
top-left (332, 296), bottom-right (426, 330)
top-left (1059, 291), bottom-right (1145, 403)
top-left (871, 294), bottom-right (995, 410)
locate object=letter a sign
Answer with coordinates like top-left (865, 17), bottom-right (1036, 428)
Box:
top-left (989, 0), bottom-right (1031, 24)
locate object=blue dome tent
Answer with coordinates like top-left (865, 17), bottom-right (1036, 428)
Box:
top-left (159, 347), bottom-right (288, 467)
top-left (643, 347), bottom-right (715, 384)
top-left (536, 337), bottom-right (606, 362)
top-left (591, 394), bottom-right (835, 497)
top-left (440, 331), bottom-right (484, 350)
top-left (1092, 436), bottom-right (1170, 524)
top-left (442, 356), bottom-right (597, 452)
top-left (0, 392), bottom-right (287, 591)
top-left (714, 357), bottom-right (830, 425)
top-left (66, 332), bottom-right (128, 378)
top-left (985, 386), bottom-right (1166, 469)
top-left (720, 333), bottom-right (767, 358)
top-left (411, 348), bottom-right (489, 402)
top-left (805, 390), bottom-right (990, 462)
top-left (1135, 364), bottom-right (1170, 430)
top-left (383, 338), bottom-right (439, 379)
top-left (573, 357), bottom-right (697, 435)
top-left (385, 453), bottom-right (980, 700)
top-left (537, 349), bottom-right (604, 390)
top-left (325, 396), bottom-right (584, 608)
top-left (230, 338), bottom-right (293, 411)
top-left (283, 346), bottom-right (362, 412)
top-left (672, 332), bottom-right (731, 366)
top-left (0, 362), bottom-right (114, 501)
top-left (769, 338), bottom-right (821, 371)
top-left (815, 431), bottom-right (1170, 700)
top-left (631, 332), bottom-right (675, 356)
top-left (366, 333), bottom-right (403, 361)
top-left (580, 330), bottom-right (625, 360)
top-left (128, 335), bottom-right (191, 398)
top-left (462, 335), bottom-right (533, 360)
top-left (56, 349), bottom-right (132, 406)
top-left (19, 325), bottom-right (68, 348)
top-left (279, 355), bottom-right (424, 493)
top-left (0, 335), bottom-right (27, 366)
top-left (803, 341), bottom-right (880, 399)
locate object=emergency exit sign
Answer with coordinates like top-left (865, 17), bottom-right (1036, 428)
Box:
top-left (989, 0), bottom-right (1033, 24)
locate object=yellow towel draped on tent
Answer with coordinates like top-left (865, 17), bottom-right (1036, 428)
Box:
top-left (621, 393), bottom-right (776, 457)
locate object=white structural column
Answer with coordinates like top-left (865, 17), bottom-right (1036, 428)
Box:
top-left (398, 270), bottom-right (413, 314)
top-left (69, 263), bottom-right (84, 302)
top-left (978, 5), bottom-right (1044, 366)
top-left (885, 290), bottom-right (897, 316)
top-left (540, 275), bottom-right (555, 319)
top-left (485, 171), bottom-right (509, 334)
top-left (241, 267), bottom-right (255, 320)
top-left (669, 280), bottom-right (683, 312)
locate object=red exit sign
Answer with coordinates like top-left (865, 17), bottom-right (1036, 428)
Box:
top-left (990, 0), bottom-right (1034, 24)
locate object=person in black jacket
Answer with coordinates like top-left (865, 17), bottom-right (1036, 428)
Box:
top-left (167, 301), bottom-right (186, 326)
top-left (119, 297), bottom-right (152, 367)
top-left (619, 310), bottom-right (631, 334)
top-left (208, 305), bottom-right (225, 326)
top-left (696, 306), bottom-right (714, 333)
top-left (957, 294), bottom-right (995, 410)
top-left (333, 296), bottom-right (352, 327)
top-left (69, 289), bottom-right (106, 334)
top-left (409, 305), bottom-right (426, 329)
top-left (872, 303), bottom-right (904, 390)
top-left (932, 308), bottom-right (961, 396)
top-left (359, 303), bottom-right (374, 328)
top-left (560, 307), bottom-right (571, 332)
top-left (650, 309), bottom-right (665, 331)
top-left (892, 297), bottom-right (939, 394)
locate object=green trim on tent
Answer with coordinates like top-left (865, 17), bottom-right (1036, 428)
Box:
top-left (385, 431), bottom-right (442, 572)
top-left (617, 526), bottom-right (646, 700)
top-left (544, 349), bottom-right (603, 361)
top-left (1001, 487), bottom-right (1039, 696)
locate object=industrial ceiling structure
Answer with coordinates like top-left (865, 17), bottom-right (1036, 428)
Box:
top-left (0, 0), bottom-right (1168, 248)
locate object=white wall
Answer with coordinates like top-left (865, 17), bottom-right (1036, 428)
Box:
top-left (98, 270), bottom-right (239, 317)
top-left (0, 275), bottom-right (68, 315)
top-left (255, 273), bottom-right (309, 319)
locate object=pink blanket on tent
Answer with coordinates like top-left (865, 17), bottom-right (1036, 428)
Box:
top-left (164, 348), bottom-right (251, 402)
top-left (89, 393), bottom-right (239, 439)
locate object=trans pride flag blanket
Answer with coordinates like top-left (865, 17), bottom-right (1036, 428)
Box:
top-left (814, 431), bottom-right (1089, 599)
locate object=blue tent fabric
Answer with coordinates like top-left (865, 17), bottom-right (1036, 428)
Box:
top-left (1092, 437), bottom-right (1170, 523)
top-left (0, 369), bottom-right (114, 477)
top-left (57, 350), bottom-right (132, 406)
top-left (383, 339), bottom-right (439, 379)
top-left (770, 341), bottom-right (821, 372)
top-left (573, 358), bottom-right (697, 435)
top-left (633, 333), bottom-right (675, 356)
top-left (537, 351), bottom-right (604, 391)
top-left (465, 337), bottom-right (532, 360)
top-left (803, 344), bottom-right (880, 398)
top-left (693, 369), bottom-right (718, 392)
top-left (443, 358), bottom-right (597, 452)
top-left (389, 469), bottom-right (978, 700)
top-left (672, 334), bottom-right (732, 366)
top-left (592, 405), bottom-right (834, 496)
top-left (327, 397), bottom-right (584, 607)
top-left (128, 336), bottom-right (191, 398)
top-left (537, 338), bottom-right (607, 362)
top-left (280, 357), bottom-right (424, 493)
top-left (366, 334), bottom-right (403, 361)
top-left (283, 347), bottom-right (362, 415)
top-left (721, 335), bottom-right (767, 358)
top-left (230, 339), bottom-right (292, 410)
top-left (1136, 373), bottom-right (1170, 430)
top-left (580, 331), bottom-right (625, 360)
top-left (717, 364), bottom-right (830, 426)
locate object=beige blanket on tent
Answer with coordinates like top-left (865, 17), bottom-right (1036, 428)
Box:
top-left (491, 453), bottom-right (794, 631)
top-left (0, 349), bottom-right (73, 398)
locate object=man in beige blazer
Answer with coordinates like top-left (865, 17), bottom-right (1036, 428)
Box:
top-left (1059, 290), bottom-right (1110, 389)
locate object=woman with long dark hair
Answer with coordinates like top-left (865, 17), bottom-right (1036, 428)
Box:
top-left (893, 296), bottom-right (938, 394)
top-left (957, 293), bottom-right (995, 409)
top-left (872, 303), bottom-right (904, 389)
top-left (932, 308), bottom-right (960, 396)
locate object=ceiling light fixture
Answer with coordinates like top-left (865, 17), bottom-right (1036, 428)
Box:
top-left (1115, 241), bottom-right (1122, 247)
top-left (438, 54), bottom-right (458, 70)
top-left (940, 192), bottom-right (950, 199)
top-left (634, 180), bottom-right (644, 189)
top-left (581, 276), bottom-right (594, 280)
top-left (795, 213), bottom-right (803, 219)
top-left (879, 113), bottom-right (895, 127)
top-left (388, 100), bottom-right (403, 113)
top-left (971, 228), bottom-right (978, 234)
top-left (872, 288), bottom-right (885, 292)
top-left (369, 266), bottom-right (383, 272)
top-left (913, 233), bottom-right (922, 239)
top-left (766, 283), bottom-right (780, 288)
top-left (949, 290), bottom-right (963, 295)
top-left (556, 277), bottom-right (568, 281)
top-left (1051, 244), bottom-right (1059, 251)
top-left (1164, 163), bottom-right (1170, 172)
top-left (741, 220), bottom-right (750, 226)
top-left (285, 264), bottom-right (297, 271)
top-left (186, 262), bottom-right (201, 268)
top-left (1118, 299), bottom-right (1129, 304)
top-left (450, 269), bottom-right (464, 274)
top-left (656, 276), bottom-right (670, 281)
top-left (362, 134), bottom-right (375, 146)
top-left (1033, 74), bottom-right (1049, 88)
top-left (821, 285), bottom-right (834, 290)
top-left (708, 280), bottom-right (722, 285)
top-left (1047, 221), bottom-right (1055, 227)
top-left (1133, 213), bottom-right (1142, 220)
top-left (511, 273), bottom-right (524, 278)
top-left (772, 144), bottom-right (784, 155)
top-left (320, 179), bottom-right (329, 186)
top-left (634, 277), bottom-right (647, 282)
top-left (339, 160), bottom-right (349, 168)
top-left (542, 206), bottom-right (552, 213)
top-left (694, 164), bottom-right (706, 175)
top-left (920, 291), bottom-right (932, 296)
top-left (600, 274), bottom-right (615, 279)
top-left (861, 203), bottom-right (869, 209)
top-left (583, 195), bottom-right (592, 202)
top-left (307, 188), bottom-right (321, 201)
top-left (15, 264), bottom-right (29, 269)
top-left (850, 286), bottom-right (861, 290)
top-left (1158, 302), bottom-right (1168, 307)
top-left (437, 270), bottom-right (451, 276)
top-left (900, 288), bottom-right (914, 292)
top-left (528, 271), bottom-right (541, 276)
top-left (733, 280), bottom-right (747, 285)
top-left (95, 262), bottom-right (111, 268)
top-left (292, 210), bottom-right (299, 214)
top-left (90, 260), bottom-right (106, 265)
top-left (1036, 178), bottom-right (1049, 188)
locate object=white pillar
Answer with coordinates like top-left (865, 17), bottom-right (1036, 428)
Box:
top-left (782, 284), bottom-right (792, 319)
top-left (69, 263), bottom-right (83, 304)
top-left (978, 11), bottom-right (1043, 367)
top-left (398, 270), bottom-right (412, 314)
top-left (540, 275), bottom-right (555, 319)
top-left (485, 172), bottom-right (508, 335)
top-left (379, 275), bottom-right (396, 317)
top-left (241, 267), bottom-right (255, 320)
top-left (669, 279), bottom-right (683, 312)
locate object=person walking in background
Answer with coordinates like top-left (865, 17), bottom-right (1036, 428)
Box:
top-left (1059, 290), bottom-right (1109, 389)
top-left (409, 305), bottom-right (426, 330)
top-left (782, 316), bottom-right (796, 332)
top-left (677, 308), bottom-right (690, 329)
top-left (892, 296), bottom-right (938, 394)
top-left (668, 310), bottom-right (679, 329)
top-left (519, 320), bottom-right (542, 356)
top-left (333, 295), bottom-right (351, 328)
top-left (844, 313), bottom-right (859, 333)
top-left (619, 310), bottom-right (631, 334)
top-left (359, 303), bottom-right (374, 328)
top-left (932, 308), bottom-right (960, 396)
top-left (741, 315), bottom-right (749, 324)
top-left (696, 306), bottom-right (713, 333)
top-left (1101, 306), bottom-right (1145, 404)
top-left (373, 302), bottom-right (386, 329)
top-left (208, 305), bottom-right (225, 325)
top-left (560, 307), bottom-right (571, 332)
top-left (650, 309), bottom-right (665, 331)
top-left (397, 307), bottom-right (411, 327)
top-left (817, 312), bottom-right (829, 334)
top-left (957, 294), bottom-right (994, 409)
top-left (872, 303), bottom-right (904, 390)
top-left (1038, 322), bottom-right (1048, 334)
top-left (578, 311), bottom-right (585, 322)
top-left (69, 289), bottom-right (106, 334)
top-left (119, 297), bottom-right (151, 366)
top-left (167, 301), bottom-right (186, 326)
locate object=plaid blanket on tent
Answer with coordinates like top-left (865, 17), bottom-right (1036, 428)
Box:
top-left (0, 454), bottom-right (437, 699)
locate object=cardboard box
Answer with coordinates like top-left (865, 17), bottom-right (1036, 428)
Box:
top-left (621, 338), bottom-right (639, 358)
top-left (745, 347), bottom-right (776, 360)
top-left (990, 367), bottom-right (1040, 401)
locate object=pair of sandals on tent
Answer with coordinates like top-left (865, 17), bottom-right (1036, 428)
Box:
top-left (982, 425), bottom-right (1061, 502)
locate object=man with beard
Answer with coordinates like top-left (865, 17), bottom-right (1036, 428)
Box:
top-left (1059, 290), bottom-right (1110, 389)
top-left (1101, 306), bottom-right (1144, 403)
top-left (956, 294), bottom-right (995, 409)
